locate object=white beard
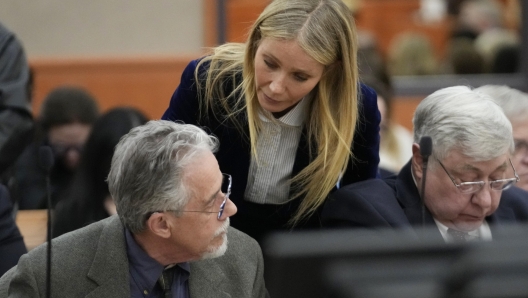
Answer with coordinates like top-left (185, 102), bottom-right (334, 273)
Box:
top-left (201, 218), bottom-right (230, 260)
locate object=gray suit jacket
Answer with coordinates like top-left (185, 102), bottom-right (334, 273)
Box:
top-left (0, 216), bottom-right (269, 298)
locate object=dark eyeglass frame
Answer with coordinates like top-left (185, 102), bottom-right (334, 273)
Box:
top-left (436, 158), bottom-right (519, 194)
top-left (149, 173), bottom-right (232, 220)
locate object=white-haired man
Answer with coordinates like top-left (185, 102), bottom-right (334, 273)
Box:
top-left (322, 86), bottom-right (528, 242)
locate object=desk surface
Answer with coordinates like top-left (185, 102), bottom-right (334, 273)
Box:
top-left (16, 210), bottom-right (48, 251)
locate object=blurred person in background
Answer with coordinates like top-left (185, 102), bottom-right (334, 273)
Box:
top-left (444, 0), bottom-right (519, 74)
top-left (456, 0), bottom-right (503, 37)
top-left (356, 38), bottom-right (413, 176)
top-left (475, 85), bottom-right (528, 192)
top-left (53, 107), bottom-right (148, 237)
top-left (441, 38), bottom-right (485, 74)
top-left (363, 76), bottom-right (413, 177)
top-left (13, 86), bottom-right (100, 209)
top-left (0, 21), bottom-right (32, 276)
top-left (387, 33), bottom-right (438, 76)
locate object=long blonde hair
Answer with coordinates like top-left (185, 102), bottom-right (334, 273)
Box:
top-left (196, 0), bottom-right (359, 225)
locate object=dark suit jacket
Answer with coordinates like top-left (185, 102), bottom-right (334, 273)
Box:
top-left (162, 58), bottom-right (381, 242)
top-left (322, 161), bottom-right (528, 240)
top-left (0, 185), bottom-right (26, 277)
top-left (0, 216), bottom-right (269, 298)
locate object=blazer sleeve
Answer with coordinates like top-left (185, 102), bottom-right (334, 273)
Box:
top-left (0, 255), bottom-right (41, 297)
top-left (0, 185), bottom-right (27, 277)
top-left (322, 179), bottom-right (411, 228)
top-left (341, 83), bottom-right (381, 186)
top-left (161, 59), bottom-right (202, 125)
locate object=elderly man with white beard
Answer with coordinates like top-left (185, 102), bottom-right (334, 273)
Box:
top-left (0, 120), bottom-right (269, 298)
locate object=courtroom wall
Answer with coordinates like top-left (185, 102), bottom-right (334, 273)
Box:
top-left (0, 0), bottom-right (203, 57)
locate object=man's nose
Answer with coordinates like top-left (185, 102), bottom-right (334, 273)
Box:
top-left (221, 198), bottom-right (237, 219)
top-left (471, 185), bottom-right (493, 210)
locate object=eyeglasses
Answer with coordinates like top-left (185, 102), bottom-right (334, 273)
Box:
top-left (436, 158), bottom-right (519, 194)
top-left (151, 173), bottom-right (232, 220)
top-left (514, 139), bottom-right (528, 157)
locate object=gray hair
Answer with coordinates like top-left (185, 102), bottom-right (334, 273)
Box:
top-left (107, 120), bottom-right (219, 234)
top-left (413, 86), bottom-right (513, 163)
top-left (474, 85), bottom-right (528, 124)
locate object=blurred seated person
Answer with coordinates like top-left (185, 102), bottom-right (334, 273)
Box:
top-left (454, 0), bottom-right (504, 38)
top-left (53, 107), bottom-right (148, 237)
top-left (356, 37), bottom-right (412, 176)
top-left (0, 120), bottom-right (268, 297)
top-left (491, 44), bottom-right (520, 73)
top-left (361, 77), bottom-right (412, 177)
top-left (474, 28), bottom-right (519, 73)
top-left (440, 38), bottom-right (485, 74)
top-left (322, 86), bottom-right (528, 243)
top-left (0, 22), bottom-right (34, 199)
top-left (387, 33), bottom-right (438, 76)
top-left (475, 85), bottom-right (528, 192)
top-left (14, 86), bottom-right (99, 209)
top-left (0, 21), bottom-right (30, 276)
top-left (445, 0), bottom-right (518, 75)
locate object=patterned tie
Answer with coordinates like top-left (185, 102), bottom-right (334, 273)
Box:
top-left (447, 228), bottom-right (470, 243)
top-left (157, 267), bottom-right (174, 298)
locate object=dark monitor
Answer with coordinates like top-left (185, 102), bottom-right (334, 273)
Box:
top-left (263, 227), bottom-right (467, 298)
top-left (263, 224), bottom-right (528, 298)
top-left (446, 227), bottom-right (528, 298)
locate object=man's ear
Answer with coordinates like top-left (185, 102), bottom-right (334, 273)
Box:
top-left (411, 143), bottom-right (424, 180)
top-left (145, 212), bottom-right (172, 239)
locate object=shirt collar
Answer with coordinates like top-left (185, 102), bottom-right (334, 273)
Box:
top-left (434, 219), bottom-right (491, 242)
top-left (125, 228), bottom-right (163, 293)
top-left (258, 94), bottom-right (311, 126)
top-left (125, 229), bottom-right (191, 292)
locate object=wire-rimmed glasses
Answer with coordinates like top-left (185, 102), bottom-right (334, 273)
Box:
top-left (151, 173), bottom-right (232, 220)
top-left (436, 158), bottom-right (519, 194)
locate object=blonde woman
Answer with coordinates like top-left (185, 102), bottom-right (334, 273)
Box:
top-left (162, 0), bottom-right (380, 242)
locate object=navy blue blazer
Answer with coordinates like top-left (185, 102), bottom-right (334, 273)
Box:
top-left (322, 161), bottom-right (528, 240)
top-left (162, 58), bottom-right (381, 243)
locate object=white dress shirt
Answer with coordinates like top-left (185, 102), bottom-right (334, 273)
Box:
top-left (244, 96), bottom-right (310, 205)
top-left (434, 219), bottom-right (492, 243)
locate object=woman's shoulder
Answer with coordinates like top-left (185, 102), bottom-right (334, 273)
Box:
top-left (183, 57), bottom-right (208, 76)
top-left (358, 82), bottom-right (379, 117)
top-left (184, 55), bottom-right (243, 82)
top-left (359, 83), bottom-right (377, 104)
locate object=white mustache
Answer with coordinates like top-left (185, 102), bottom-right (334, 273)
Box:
top-left (214, 218), bottom-right (230, 237)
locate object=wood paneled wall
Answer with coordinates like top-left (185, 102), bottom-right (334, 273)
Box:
top-left (30, 55), bottom-right (201, 119)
